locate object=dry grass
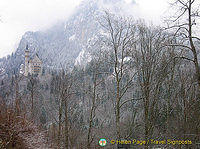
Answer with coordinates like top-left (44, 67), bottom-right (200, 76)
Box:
top-left (0, 98), bottom-right (53, 149)
top-left (0, 100), bottom-right (28, 148)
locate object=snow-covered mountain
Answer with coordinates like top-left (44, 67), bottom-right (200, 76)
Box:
top-left (0, 0), bottom-right (136, 74)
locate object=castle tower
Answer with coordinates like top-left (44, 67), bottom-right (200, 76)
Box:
top-left (24, 45), bottom-right (29, 76)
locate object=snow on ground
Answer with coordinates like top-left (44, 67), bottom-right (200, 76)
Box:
top-left (69, 34), bottom-right (76, 41)
top-left (17, 123), bottom-right (54, 149)
top-left (75, 49), bottom-right (92, 67)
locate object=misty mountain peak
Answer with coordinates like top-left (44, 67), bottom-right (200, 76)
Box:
top-left (1, 0), bottom-right (137, 72)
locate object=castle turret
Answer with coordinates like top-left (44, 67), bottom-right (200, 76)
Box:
top-left (24, 45), bottom-right (29, 76)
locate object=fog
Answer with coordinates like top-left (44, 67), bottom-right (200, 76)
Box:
top-left (0, 0), bottom-right (169, 58)
top-left (0, 0), bottom-right (83, 58)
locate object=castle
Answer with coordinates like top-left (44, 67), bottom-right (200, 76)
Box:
top-left (24, 45), bottom-right (43, 76)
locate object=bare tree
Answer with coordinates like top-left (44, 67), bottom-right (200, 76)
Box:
top-left (86, 68), bottom-right (100, 149)
top-left (131, 23), bottom-right (178, 148)
top-left (100, 11), bottom-right (142, 140)
top-left (27, 75), bottom-right (39, 118)
top-left (49, 69), bottom-right (76, 149)
top-left (84, 53), bottom-right (107, 148)
top-left (165, 0), bottom-right (200, 90)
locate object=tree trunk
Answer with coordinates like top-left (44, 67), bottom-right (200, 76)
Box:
top-left (58, 99), bottom-right (62, 149)
top-left (188, 0), bottom-right (200, 91)
top-left (116, 79), bottom-right (121, 140)
top-left (65, 101), bottom-right (69, 149)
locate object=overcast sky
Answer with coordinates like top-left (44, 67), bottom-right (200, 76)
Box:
top-left (0, 0), bottom-right (169, 58)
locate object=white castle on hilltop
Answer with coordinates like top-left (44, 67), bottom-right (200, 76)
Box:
top-left (24, 45), bottom-right (43, 76)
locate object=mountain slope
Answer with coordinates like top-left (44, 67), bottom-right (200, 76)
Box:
top-left (0, 0), bottom-right (136, 74)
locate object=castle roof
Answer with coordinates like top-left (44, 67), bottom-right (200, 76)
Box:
top-left (29, 53), bottom-right (42, 64)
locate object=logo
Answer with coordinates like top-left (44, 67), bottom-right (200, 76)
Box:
top-left (99, 138), bottom-right (107, 146)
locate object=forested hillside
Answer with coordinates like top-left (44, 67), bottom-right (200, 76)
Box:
top-left (1, 0), bottom-right (200, 148)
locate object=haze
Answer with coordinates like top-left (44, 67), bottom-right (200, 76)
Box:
top-left (0, 0), bottom-right (169, 58)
